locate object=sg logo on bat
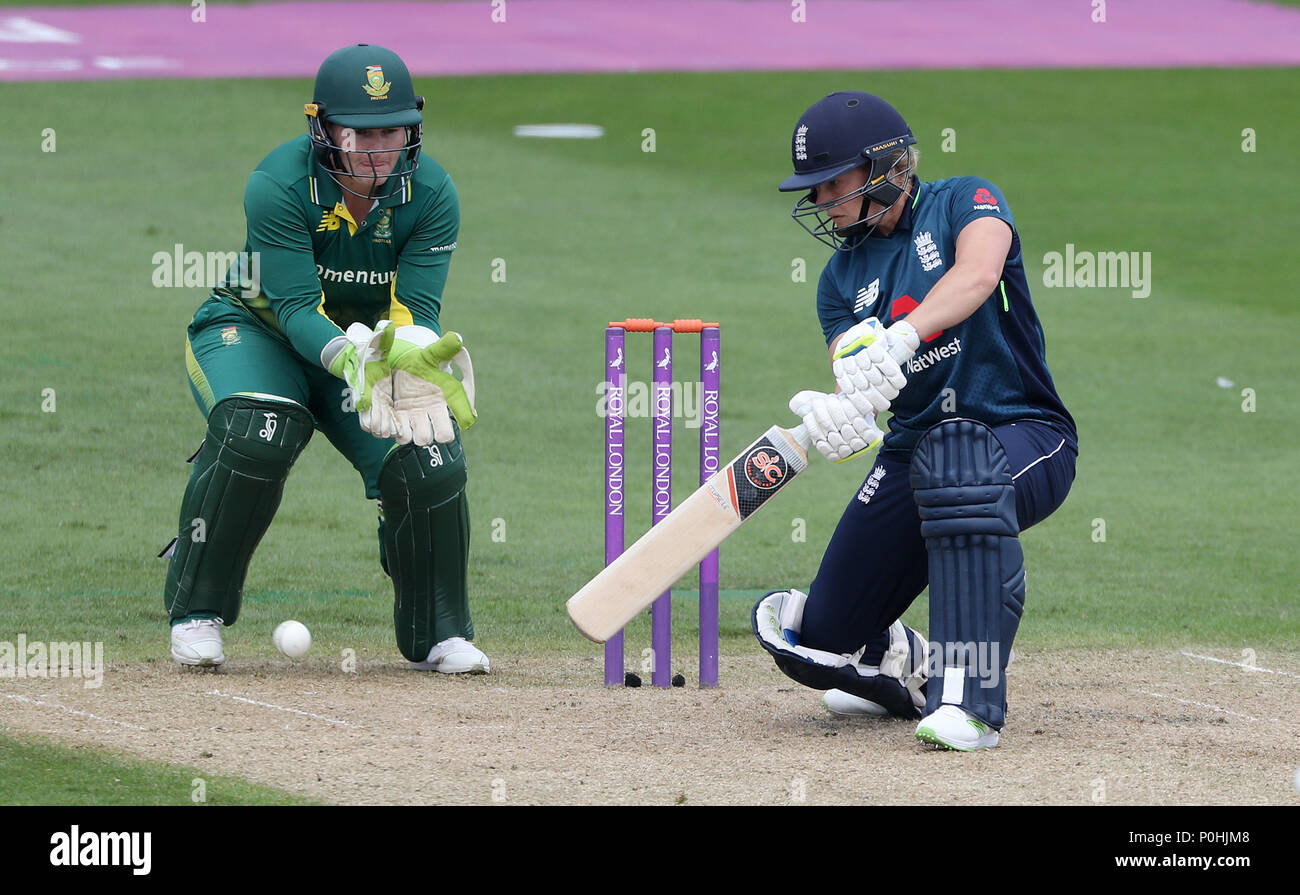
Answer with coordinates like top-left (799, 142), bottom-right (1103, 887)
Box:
top-left (744, 444), bottom-right (788, 489)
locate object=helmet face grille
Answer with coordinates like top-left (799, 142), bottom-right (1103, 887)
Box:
top-left (789, 150), bottom-right (915, 251)
top-left (307, 110), bottom-right (423, 201)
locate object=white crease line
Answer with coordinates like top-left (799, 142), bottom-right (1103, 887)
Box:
top-left (1, 693), bottom-right (148, 730)
top-left (1137, 690), bottom-right (1279, 723)
top-left (1179, 651), bottom-right (1300, 680)
top-left (209, 690), bottom-right (359, 728)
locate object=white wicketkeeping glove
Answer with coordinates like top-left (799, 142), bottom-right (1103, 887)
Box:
top-left (831, 318), bottom-right (921, 415)
top-left (327, 321), bottom-right (400, 439)
top-left (372, 325), bottom-right (478, 446)
top-left (789, 389), bottom-right (884, 462)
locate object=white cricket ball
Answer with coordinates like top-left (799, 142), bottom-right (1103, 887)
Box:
top-left (272, 620), bottom-right (312, 659)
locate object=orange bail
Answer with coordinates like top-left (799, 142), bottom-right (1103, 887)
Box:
top-left (608, 318), bottom-right (666, 332)
top-left (668, 318), bottom-right (719, 333)
top-left (608, 318), bottom-right (720, 332)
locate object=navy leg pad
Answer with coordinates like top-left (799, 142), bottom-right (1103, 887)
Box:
top-left (910, 420), bottom-right (1025, 729)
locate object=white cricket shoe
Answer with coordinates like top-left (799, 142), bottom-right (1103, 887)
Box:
top-left (822, 689), bottom-right (890, 718)
top-left (915, 705), bottom-right (999, 751)
top-left (171, 616), bottom-right (225, 667)
top-left (409, 637), bottom-right (490, 674)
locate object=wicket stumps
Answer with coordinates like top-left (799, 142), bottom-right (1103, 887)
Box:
top-left (604, 319), bottom-right (721, 687)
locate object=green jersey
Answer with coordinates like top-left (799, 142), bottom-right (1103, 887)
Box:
top-left (208, 134), bottom-right (459, 369)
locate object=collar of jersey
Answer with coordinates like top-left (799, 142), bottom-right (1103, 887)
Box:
top-left (892, 178), bottom-right (923, 234)
top-left (306, 149), bottom-right (413, 211)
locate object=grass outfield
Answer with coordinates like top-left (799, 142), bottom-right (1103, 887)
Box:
top-left (0, 68), bottom-right (1297, 800)
top-left (0, 731), bottom-right (319, 805)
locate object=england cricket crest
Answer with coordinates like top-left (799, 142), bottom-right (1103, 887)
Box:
top-left (363, 65), bottom-right (391, 99)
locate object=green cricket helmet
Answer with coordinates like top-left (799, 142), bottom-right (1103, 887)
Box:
top-left (305, 44), bottom-right (424, 199)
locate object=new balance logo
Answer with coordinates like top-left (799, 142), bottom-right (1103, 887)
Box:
top-left (316, 210), bottom-right (342, 232)
top-left (854, 278), bottom-right (880, 314)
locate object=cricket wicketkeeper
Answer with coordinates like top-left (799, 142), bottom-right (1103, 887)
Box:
top-left (752, 92), bottom-right (1077, 750)
top-left (162, 44), bottom-right (488, 674)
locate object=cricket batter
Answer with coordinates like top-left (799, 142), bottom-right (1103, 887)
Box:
top-left (163, 44), bottom-right (488, 674)
top-left (752, 92), bottom-right (1077, 749)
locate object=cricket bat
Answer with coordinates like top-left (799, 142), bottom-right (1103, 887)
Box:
top-left (567, 422), bottom-right (811, 643)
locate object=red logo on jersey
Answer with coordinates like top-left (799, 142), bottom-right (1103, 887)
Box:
top-left (889, 295), bottom-right (943, 343)
top-left (973, 188), bottom-right (999, 207)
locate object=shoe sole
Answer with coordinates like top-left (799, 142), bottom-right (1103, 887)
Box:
top-left (408, 660), bottom-right (490, 674)
top-left (172, 651), bottom-right (225, 667)
top-left (915, 725), bottom-right (998, 751)
top-left (825, 708), bottom-right (888, 718)
top-left (823, 701), bottom-right (890, 719)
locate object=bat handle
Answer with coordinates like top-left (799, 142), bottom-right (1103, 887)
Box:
top-left (787, 422), bottom-right (811, 451)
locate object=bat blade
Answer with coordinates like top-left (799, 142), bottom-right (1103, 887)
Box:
top-left (567, 423), bottom-right (810, 643)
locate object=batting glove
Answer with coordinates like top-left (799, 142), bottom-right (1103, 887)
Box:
top-left (831, 318), bottom-right (920, 415)
top-left (789, 389), bottom-right (884, 463)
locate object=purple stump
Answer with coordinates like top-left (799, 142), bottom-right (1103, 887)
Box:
top-left (698, 326), bottom-right (721, 687)
top-left (651, 326), bottom-right (673, 687)
top-left (604, 327), bottom-right (626, 686)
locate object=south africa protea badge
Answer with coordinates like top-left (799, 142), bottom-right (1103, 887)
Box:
top-left (363, 65), bottom-right (390, 99)
top-left (373, 209), bottom-right (393, 242)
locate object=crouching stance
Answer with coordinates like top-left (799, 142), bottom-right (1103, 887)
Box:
top-left (754, 91), bottom-right (1077, 749)
top-left (163, 44), bottom-right (487, 674)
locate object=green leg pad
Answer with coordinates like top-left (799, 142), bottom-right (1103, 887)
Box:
top-left (163, 397), bottom-right (315, 624)
top-left (380, 441), bottom-right (473, 661)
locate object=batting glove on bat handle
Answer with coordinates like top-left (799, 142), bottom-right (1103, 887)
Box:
top-left (789, 390), bottom-right (883, 463)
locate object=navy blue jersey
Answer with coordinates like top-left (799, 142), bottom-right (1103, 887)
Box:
top-left (816, 176), bottom-right (1076, 453)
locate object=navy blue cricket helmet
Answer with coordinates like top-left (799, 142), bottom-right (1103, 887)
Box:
top-left (780, 91), bottom-right (917, 250)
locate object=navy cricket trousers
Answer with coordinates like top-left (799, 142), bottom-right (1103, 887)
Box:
top-left (801, 419), bottom-right (1077, 655)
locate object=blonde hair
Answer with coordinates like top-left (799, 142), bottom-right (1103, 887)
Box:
top-left (889, 146), bottom-right (919, 180)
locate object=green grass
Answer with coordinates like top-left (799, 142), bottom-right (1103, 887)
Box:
top-left (0, 730), bottom-right (319, 805)
top-left (0, 66), bottom-right (1296, 681)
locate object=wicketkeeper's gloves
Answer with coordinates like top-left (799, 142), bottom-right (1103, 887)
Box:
top-left (373, 326), bottom-right (478, 446)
